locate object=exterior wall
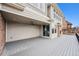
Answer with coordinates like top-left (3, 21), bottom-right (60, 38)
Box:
top-left (62, 19), bottom-right (67, 29)
top-left (0, 3), bottom-right (50, 42)
top-left (48, 3), bottom-right (63, 39)
top-left (28, 3), bottom-right (47, 15)
top-left (67, 24), bottom-right (72, 33)
top-left (0, 3), bottom-right (50, 24)
top-left (62, 20), bottom-right (72, 34)
top-left (0, 13), bottom-right (5, 55)
top-left (48, 5), bottom-right (57, 39)
top-left (62, 19), bottom-right (68, 34)
top-left (6, 22), bottom-right (41, 42)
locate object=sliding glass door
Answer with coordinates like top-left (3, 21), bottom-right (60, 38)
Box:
top-left (43, 25), bottom-right (50, 37)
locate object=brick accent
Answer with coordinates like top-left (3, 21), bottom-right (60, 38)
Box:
top-left (62, 20), bottom-right (72, 34)
top-left (0, 13), bottom-right (5, 55)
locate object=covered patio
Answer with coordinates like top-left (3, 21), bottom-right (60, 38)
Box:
top-left (2, 35), bottom-right (79, 56)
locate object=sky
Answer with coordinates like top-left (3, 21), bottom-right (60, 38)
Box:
top-left (58, 3), bottom-right (79, 27)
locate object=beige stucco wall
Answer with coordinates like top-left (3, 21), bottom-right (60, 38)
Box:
top-left (6, 22), bottom-right (41, 42)
top-left (48, 4), bottom-right (63, 39)
top-left (0, 3), bottom-right (50, 24)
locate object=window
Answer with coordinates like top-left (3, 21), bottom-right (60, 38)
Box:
top-left (60, 31), bottom-right (61, 34)
top-left (52, 29), bottom-right (54, 33)
top-left (54, 14), bottom-right (61, 21)
top-left (55, 29), bottom-right (56, 33)
top-left (54, 9), bottom-right (55, 12)
top-left (63, 29), bottom-right (67, 32)
top-left (40, 4), bottom-right (45, 12)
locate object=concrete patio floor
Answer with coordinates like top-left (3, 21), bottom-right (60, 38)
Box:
top-left (2, 35), bottom-right (79, 56)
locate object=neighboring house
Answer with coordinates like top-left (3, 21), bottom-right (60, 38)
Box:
top-left (47, 3), bottom-right (64, 38)
top-left (75, 27), bottom-right (79, 33)
top-left (72, 27), bottom-right (76, 33)
top-left (72, 26), bottom-right (79, 34)
top-left (62, 19), bottom-right (72, 34)
top-left (77, 27), bottom-right (79, 33)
